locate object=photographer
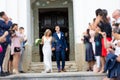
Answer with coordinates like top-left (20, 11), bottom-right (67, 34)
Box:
top-left (10, 24), bottom-right (24, 74)
top-left (103, 28), bottom-right (120, 80)
top-left (0, 11), bottom-right (12, 76)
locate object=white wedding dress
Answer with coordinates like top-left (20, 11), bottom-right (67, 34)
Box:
top-left (42, 36), bottom-right (52, 73)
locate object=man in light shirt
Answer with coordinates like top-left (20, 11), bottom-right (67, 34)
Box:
top-left (112, 9), bottom-right (120, 24)
top-left (52, 26), bottom-right (68, 72)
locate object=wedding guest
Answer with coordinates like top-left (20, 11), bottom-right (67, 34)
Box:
top-left (94, 27), bottom-right (102, 72)
top-left (102, 28), bottom-right (120, 80)
top-left (112, 9), bottom-right (120, 24)
top-left (89, 23), bottom-right (96, 55)
top-left (2, 44), bottom-right (11, 75)
top-left (42, 29), bottom-right (52, 73)
top-left (0, 11), bottom-right (12, 76)
top-left (11, 24), bottom-right (23, 74)
top-left (18, 27), bottom-right (27, 73)
top-left (95, 9), bottom-right (112, 73)
top-left (83, 29), bottom-right (95, 71)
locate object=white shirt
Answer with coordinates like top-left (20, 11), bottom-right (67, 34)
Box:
top-left (57, 32), bottom-right (61, 39)
top-left (114, 40), bottom-right (120, 56)
top-left (0, 18), bottom-right (5, 21)
top-left (116, 17), bottom-right (120, 24)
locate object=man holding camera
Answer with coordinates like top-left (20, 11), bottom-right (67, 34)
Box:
top-left (112, 9), bottom-right (120, 26)
top-left (0, 11), bottom-right (12, 76)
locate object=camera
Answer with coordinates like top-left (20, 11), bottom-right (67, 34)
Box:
top-left (9, 30), bottom-right (15, 37)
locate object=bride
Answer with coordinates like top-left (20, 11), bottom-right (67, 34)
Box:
top-left (42, 29), bottom-right (52, 73)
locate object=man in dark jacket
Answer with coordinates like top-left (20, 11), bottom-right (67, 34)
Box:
top-left (0, 11), bottom-right (12, 76)
top-left (104, 53), bottom-right (119, 78)
top-left (52, 26), bottom-right (68, 72)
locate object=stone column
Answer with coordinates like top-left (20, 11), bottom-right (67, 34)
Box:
top-left (17, 0), bottom-right (32, 71)
top-left (68, 3), bottom-right (75, 61)
top-left (73, 0), bottom-right (87, 71)
top-left (0, 0), bottom-right (32, 71)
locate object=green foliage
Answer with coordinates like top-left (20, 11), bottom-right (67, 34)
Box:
top-left (35, 39), bottom-right (42, 46)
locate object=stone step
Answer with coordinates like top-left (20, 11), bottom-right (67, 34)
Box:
top-left (28, 61), bottom-right (78, 73)
top-left (0, 72), bottom-right (106, 80)
top-left (30, 61), bottom-right (77, 66)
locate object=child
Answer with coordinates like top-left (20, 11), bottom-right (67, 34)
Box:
top-left (19, 27), bottom-right (27, 73)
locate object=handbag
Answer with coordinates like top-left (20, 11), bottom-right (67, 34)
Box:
top-left (14, 47), bottom-right (21, 52)
top-left (0, 45), bottom-right (3, 53)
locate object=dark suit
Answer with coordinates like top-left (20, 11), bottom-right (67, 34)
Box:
top-left (104, 53), bottom-right (120, 78)
top-left (52, 32), bottom-right (67, 70)
top-left (0, 19), bottom-right (12, 72)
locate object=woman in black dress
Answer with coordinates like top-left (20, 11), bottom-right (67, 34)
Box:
top-left (95, 9), bottom-right (112, 73)
top-left (98, 9), bottom-right (112, 73)
top-left (83, 29), bottom-right (95, 71)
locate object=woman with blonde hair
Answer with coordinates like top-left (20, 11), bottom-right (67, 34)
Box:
top-left (42, 29), bottom-right (52, 73)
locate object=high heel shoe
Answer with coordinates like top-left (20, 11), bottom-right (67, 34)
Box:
top-left (13, 69), bottom-right (19, 74)
top-left (42, 69), bottom-right (52, 73)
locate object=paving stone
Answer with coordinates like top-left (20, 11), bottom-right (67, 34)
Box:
top-left (0, 72), bottom-right (106, 80)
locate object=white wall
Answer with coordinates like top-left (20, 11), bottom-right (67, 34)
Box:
top-left (0, 0), bottom-right (6, 11)
top-left (0, 0), bottom-right (32, 45)
top-left (73, 0), bottom-right (120, 43)
top-left (0, 0), bottom-right (120, 44)
top-left (0, 0), bottom-right (19, 23)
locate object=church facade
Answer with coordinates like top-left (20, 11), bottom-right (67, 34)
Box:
top-left (0, 0), bottom-right (120, 71)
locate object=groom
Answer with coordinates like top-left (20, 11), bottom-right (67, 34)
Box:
top-left (52, 25), bottom-right (68, 72)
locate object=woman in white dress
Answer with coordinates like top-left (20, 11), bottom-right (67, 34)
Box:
top-left (42, 29), bottom-right (52, 73)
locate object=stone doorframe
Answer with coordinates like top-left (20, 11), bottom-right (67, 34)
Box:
top-left (31, 0), bottom-right (75, 62)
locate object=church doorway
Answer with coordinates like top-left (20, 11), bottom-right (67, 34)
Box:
top-left (39, 8), bottom-right (69, 61)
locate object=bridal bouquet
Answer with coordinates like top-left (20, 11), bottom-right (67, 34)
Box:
top-left (35, 38), bottom-right (42, 46)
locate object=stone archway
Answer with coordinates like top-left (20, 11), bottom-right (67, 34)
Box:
top-left (31, 0), bottom-right (75, 62)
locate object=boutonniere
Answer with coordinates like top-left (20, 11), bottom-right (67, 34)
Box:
top-left (55, 40), bottom-right (57, 43)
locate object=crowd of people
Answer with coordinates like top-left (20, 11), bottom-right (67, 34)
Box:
top-left (0, 10), bottom-right (68, 77)
top-left (0, 11), bottom-right (27, 76)
top-left (0, 11), bottom-right (68, 76)
top-left (83, 9), bottom-right (120, 80)
top-left (0, 8), bottom-right (120, 80)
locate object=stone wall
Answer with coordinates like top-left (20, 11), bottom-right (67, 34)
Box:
top-left (22, 45), bottom-right (32, 72)
top-left (75, 43), bottom-right (88, 71)
top-left (31, 0), bottom-right (75, 62)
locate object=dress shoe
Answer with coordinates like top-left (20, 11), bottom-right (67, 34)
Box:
top-left (58, 69), bottom-right (61, 73)
top-left (19, 71), bottom-right (25, 73)
top-left (61, 69), bottom-right (66, 72)
top-left (0, 72), bottom-right (9, 76)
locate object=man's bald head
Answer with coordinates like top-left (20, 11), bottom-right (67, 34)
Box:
top-left (112, 9), bottom-right (120, 20)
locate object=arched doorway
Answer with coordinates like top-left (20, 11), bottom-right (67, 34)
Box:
top-left (31, 0), bottom-right (74, 62)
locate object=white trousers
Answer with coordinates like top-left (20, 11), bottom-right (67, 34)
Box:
top-left (95, 56), bottom-right (101, 68)
top-left (92, 42), bottom-right (95, 54)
